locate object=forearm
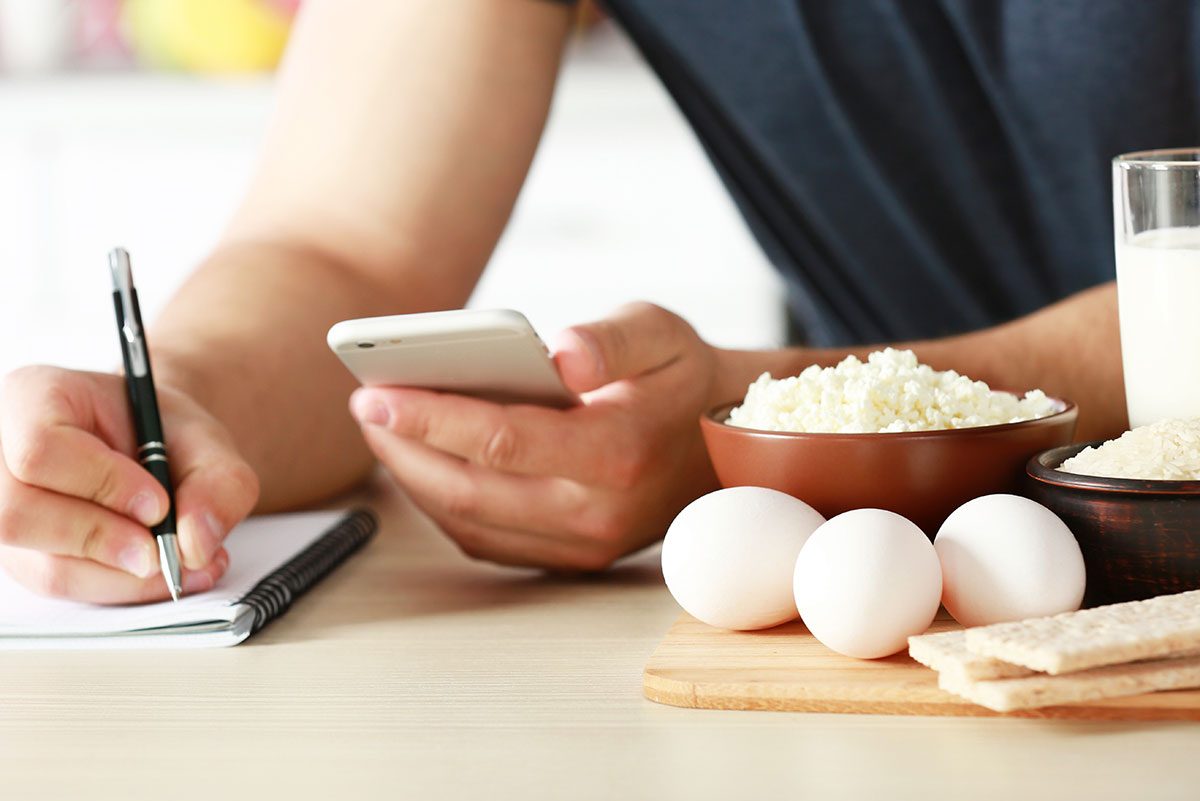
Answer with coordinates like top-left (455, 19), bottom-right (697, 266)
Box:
top-left (715, 283), bottom-right (1124, 441)
top-left (138, 0), bottom-right (571, 511)
top-left (147, 241), bottom-right (475, 511)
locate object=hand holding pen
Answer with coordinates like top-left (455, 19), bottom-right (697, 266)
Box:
top-left (0, 253), bottom-right (259, 604)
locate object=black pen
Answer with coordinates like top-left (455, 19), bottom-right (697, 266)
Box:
top-left (109, 248), bottom-right (183, 601)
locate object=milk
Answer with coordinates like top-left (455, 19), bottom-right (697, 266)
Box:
top-left (1116, 226), bottom-right (1200, 427)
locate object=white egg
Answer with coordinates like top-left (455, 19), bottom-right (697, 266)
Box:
top-left (793, 509), bottom-right (942, 659)
top-left (661, 487), bottom-right (826, 630)
top-left (935, 494), bottom-right (1085, 627)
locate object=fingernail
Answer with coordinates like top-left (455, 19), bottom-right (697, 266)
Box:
top-left (352, 396), bottom-right (390, 427)
top-left (198, 510), bottom-right (224, 561)
top-left (118, 543), bottom-right (154, 578)
top-left (182, 570), bottom-right (215, 594)
top-left (127, 491), bottom-right (162, 527)
top-left (183, 510), bottom-right (224, 567)
top-left (570, 329), bottom-right (605, 376)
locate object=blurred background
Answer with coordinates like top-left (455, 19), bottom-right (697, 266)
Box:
top-left (0, 0), bottom-right (784, 376)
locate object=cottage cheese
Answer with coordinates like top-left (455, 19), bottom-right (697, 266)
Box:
top-left (726, 348), bottom-right (1058, 434)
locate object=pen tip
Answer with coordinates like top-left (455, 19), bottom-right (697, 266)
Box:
top-left (157, 534), bottom-right (183, 602)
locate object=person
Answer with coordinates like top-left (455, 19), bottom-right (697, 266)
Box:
top-left (0, 0), bottom-right (1157, 602)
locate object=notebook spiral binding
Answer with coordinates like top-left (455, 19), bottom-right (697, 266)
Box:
top-left (238, 507), bottom-right (378, 635)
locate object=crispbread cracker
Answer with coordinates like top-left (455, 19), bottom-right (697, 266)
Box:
top-left (965, 589), bottom-right (1200, 674)
top-left (938, 652), bottom-right (1200, 712)
top-left (907, 630), bottom-right (1032, 682)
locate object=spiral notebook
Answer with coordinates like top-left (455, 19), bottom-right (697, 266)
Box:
top-left (0, 508), bottom-right (377, 650)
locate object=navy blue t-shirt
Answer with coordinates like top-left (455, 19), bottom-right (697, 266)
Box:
top-left (552, 1), bottom-right (1200, 345)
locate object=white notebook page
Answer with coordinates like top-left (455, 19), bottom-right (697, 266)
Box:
top-left (0, 510), bottom-right (345, 637)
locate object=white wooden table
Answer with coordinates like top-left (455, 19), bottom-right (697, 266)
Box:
top-left (1, 475), bottom-right (1197, 801)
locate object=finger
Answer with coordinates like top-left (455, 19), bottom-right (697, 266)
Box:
top-left (0, 472), bottom-right (162, 578)
top-left (550, 302), bottom-right (696, 393)
top-left (166, 418), bottom-right (260, 571)
top-left (0, 546), bottom-right (229, 605)
top-left (350, 386), bottom-right (642, 486)
top-left (0, 373), bottom-right (169, 526)
top-left (360, 424), bottom-right (592, 539)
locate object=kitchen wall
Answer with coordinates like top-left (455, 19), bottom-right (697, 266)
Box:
top-left (0, 27), bottom-right (785, 378)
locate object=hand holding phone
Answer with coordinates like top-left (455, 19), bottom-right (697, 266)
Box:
top-left (340, 302), bottom-right (722, 573)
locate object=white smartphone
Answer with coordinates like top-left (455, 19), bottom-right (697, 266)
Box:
top-left (327, 309), bottom-right (577, 407)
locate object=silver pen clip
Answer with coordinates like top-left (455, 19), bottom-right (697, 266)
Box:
top-left (108, 248), bottom-right (148, 378)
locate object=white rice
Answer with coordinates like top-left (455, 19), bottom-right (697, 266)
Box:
top-left (726, 348), bottom-right (1058, 434)
top-left (1058, 417), bottom-right (1200, 480)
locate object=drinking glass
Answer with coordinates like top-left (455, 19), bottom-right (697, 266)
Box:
top-left (1113, 148), bottom-right (1200, 427)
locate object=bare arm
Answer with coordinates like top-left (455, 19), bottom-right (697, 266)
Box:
top-left (152, 0), bottom-right (574, 510)
top-left (714, 282), bottom-right (1124, 442)
top-left (0, 0), bottom-right (579, 602)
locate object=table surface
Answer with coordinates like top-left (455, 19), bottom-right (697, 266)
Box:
top-left (2, 477), bottom-right (1198, 801)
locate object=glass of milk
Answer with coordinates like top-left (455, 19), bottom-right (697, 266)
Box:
top-left (1114, 148), bottom-right (1200, 427)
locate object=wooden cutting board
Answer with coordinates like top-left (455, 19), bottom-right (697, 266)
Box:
top-left (643, 613), bottom-right (1200, 720)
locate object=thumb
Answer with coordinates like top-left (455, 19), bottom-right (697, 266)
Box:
top-left (551, 302), bottom-right (696, 394)
top-left (168, 419), bottom-right (260, 571)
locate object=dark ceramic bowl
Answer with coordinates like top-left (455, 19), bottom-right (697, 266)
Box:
top-left (1026, 443), bottom-right (1200, 607)
top-left (700, 398), bottom-right (1077, 536)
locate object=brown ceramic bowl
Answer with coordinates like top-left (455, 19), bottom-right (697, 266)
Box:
top-left (700, 398), bottom-right (1078, 536)
top-left (1025, 443), bottom-right (1200, 607)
